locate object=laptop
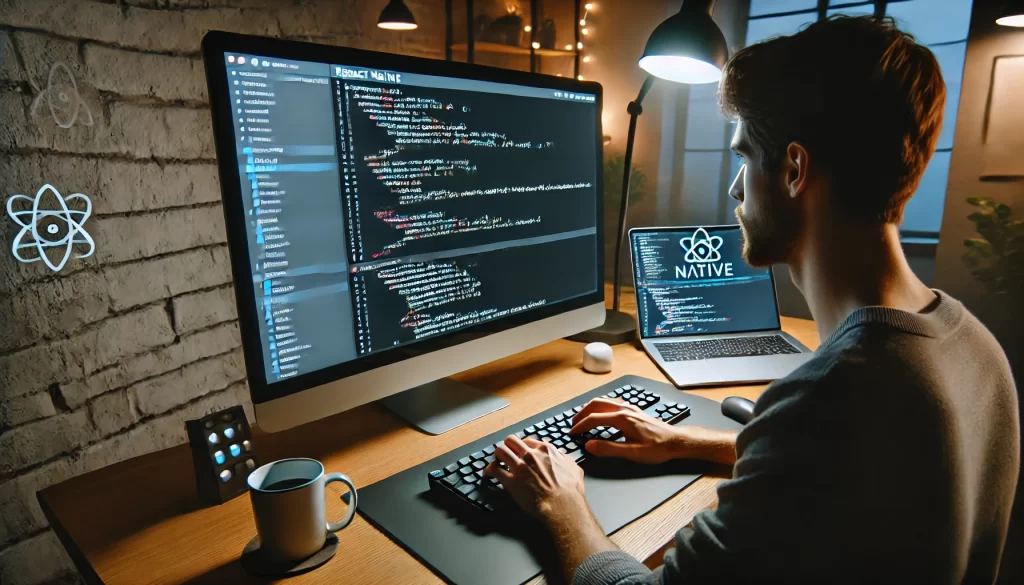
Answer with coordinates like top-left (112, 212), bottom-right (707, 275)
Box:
top-left (629, 226), bottom-right (814, 388)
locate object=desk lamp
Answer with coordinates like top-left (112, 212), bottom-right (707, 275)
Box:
top-left (996, 0), bottom-right (1024, 26)
top-left (573, 0), bottom-right (728, 345)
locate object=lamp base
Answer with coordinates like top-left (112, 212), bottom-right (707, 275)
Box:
top-left (566, 309), bottom-right (637, 345)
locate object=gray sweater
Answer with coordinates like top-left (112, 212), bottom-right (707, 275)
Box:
top-left (575, 291), bottom-right (1019, 585)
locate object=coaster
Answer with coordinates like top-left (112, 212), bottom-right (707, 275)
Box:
top-left (240, 533), bottom-right (339, 577)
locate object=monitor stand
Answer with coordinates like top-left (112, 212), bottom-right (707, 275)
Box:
top-left (378, 378), bottom-right (509, 435)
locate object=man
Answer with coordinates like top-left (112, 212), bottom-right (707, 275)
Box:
top-left (484, 15), bottom-right (1020, 584)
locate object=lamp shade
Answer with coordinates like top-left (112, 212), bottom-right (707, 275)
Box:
top-left (378, 0), bottom-right (418, 30)
top-left (996, 0), bottom-right (1024, 26)
top-left (639, 0), bottom-right (728, 84)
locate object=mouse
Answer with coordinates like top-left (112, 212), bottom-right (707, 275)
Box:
top-left (721, 396), bottom-right (756, 425)
top-left (582, 342), bottom-right (613, 373)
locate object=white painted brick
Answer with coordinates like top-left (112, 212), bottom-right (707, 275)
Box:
top-left (87, 389), bottom-right (138, 437)
top-left (0, 529), bottom-right (75, 585)
top-left (103, 103), bottom-right (214, 159)
top-left (0, 457), bottom-right (85, 548)
top-left (64, 304), bottom-right (175, 376)
top-left (12, 30), bottom-right (87, 85)
top-left (61, 321), bottom-right (240, 409)
top-left (90, 206), bottom-right (227, 265)
top-left (0, 393), bottom-right (56, 429)
top-left (0, 271), bottom-right (111, 353)
top-left (84, 44), bottom-right (207, 102)
top-left (171, 286), bottom-right (237, 334)
top-left (96, 161), bottom-right (220, 214)
top-left (0, 341), bottom-right (82, 402)
top-left (130, 349), bottom-right (245, 417)
top-left (0, 409), bottom-right (94, 478)
top-left (105, 246), bottom-right (232, 311)
top-left (0, 30), bottom-right (22, 82)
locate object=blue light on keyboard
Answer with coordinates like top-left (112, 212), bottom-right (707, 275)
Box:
top-left (229, 444), bottom-right (241, 458)
top-left (214, 450), bottom-right (226, 465)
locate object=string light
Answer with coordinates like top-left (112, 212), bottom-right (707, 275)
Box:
top-left (581, 27), bottom-right (589, 35)
top-left (524, 25), bottom-right (531, 32)
top-left (578, 41), bottom-right (583, 49)
top-left (583, 55), bottom-right (591, 63)
top-left (577, 75), bottom-right (584, 80)
top-left (585, 3), bottom-right (594, 10)
top-left (531, 41), bottom-right (540, 49)
top-left (580, 19), bottom-right (586, 26)
top-left (565, 44), bottom-right (573, 51)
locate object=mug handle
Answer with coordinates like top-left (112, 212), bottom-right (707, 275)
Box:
top-left (324, 473), bottom-right (358, 533)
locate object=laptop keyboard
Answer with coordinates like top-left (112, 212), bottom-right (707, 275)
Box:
top-left (654, 335), bottom-right (800, 362)
top-left (427, 383), bottom-right (691, 513)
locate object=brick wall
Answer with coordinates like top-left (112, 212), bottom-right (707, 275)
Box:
top-left (0, 1), bottom-right (442, 583)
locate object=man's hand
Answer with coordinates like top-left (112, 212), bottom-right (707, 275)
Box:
top-left (485, 435), bottom-right (619, 584)
top-left (483, 435), bottom-right (587, 521)
top-left (570, 398), bottom-right (739, 465)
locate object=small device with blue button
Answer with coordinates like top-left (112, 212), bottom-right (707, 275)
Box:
top-left (185, 405), bottom-right (258, 506)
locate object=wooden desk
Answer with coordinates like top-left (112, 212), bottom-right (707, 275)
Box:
top-left (39, 288), bottom-right (818, 585)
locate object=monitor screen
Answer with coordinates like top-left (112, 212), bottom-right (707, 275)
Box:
top-left (215, 51), bottom-right (600, 387)
top-left (630, 227), bottom-right (781, 338)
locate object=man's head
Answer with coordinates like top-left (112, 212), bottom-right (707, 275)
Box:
top-left (719, 16), bottom-right (946, 266)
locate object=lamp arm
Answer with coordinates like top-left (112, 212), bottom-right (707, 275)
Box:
top-left (612, 74), bottom-right (656, 312)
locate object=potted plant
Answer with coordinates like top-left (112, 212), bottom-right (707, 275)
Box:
top-left (962, 196), bottom-right (1024, 295)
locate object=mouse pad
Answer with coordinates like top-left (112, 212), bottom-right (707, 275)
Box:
top-left (358, 375), bottom-right (742, 585)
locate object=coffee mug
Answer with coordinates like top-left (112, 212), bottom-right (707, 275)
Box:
top-left (247, 458), bottom-right (358, 562)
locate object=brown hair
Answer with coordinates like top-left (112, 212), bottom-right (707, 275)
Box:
top-left (718, 15), bottom-right (946, 224)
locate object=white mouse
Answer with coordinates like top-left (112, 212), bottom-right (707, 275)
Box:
top-left (582, 342), bottom-right (614, 374)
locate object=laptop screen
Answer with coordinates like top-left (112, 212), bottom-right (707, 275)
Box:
top-left (630, 227), bottom-right (781, 338)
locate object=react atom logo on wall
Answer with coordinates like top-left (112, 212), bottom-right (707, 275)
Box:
top-left (6, 184), bottom-right (96, 272)
top-left (676, 227), bottom-right (733, 279)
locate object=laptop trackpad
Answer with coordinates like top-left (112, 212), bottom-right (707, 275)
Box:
top-left (666, 360), bottom-right (725, 386)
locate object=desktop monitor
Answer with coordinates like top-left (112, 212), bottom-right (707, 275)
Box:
top-left (202, 32), bottom-right (604, 432)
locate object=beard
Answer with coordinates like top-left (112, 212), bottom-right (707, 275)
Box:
top-left (734, 184), bottom-right (802, 267)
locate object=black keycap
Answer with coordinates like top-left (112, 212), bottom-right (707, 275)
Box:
top-left (629, 397), bottom-right (641, 405)
top-left (468, 491), bottom-right (483, 503)
top-left (621, 385), bottom-right (633, 391)
top-left (562, 410), bottom-right (575, 419)
top-left (555, 413), bottom-right (565, 422)
top-left (443, 473), bottom-right (460, 487)
top-left (668, 407), bottom-right (681, 416)
top-left (599, 430), bottom-right (613, 440)
top-left (483, 445), bottom-right (496, 455)
top-left (471, 451), bottom-right (485, 460)
top-left (607, 427), bottom-right (620, 435)
top-left (660, 412), bottom-right (673, 421)
top-left (637, 400), bottom-right (650, 409)
top-left (458, 457), bottom-right (472, 467)
top-left (538, 429), bottom-right (550, 437)
top-left (457, 483), bottom-right (475, 495)
top-left (472, 460), bottom-right (487, 470)
top-left (545, 417), bottom-right (556, 425)
top-left (474, 469), bottom-right (484, 479)
top-left (484, 454), bottom-right (495, 464)
top-left (655, 404), bottom-right (668, 413)
top-left (429, 470), bottom-right (444, 479)
top-left (525, 426), bottom-right (536, 434)
top-left (553, 438), bottom-right (566, 447)
top-left (565, 441), bottom-right (579, 452)
top-left (462, 475), bottom-right (476, 484)
top-left (460, 466), bottom-right (473, 476)
top-left (444, 463), bottom-right (459, 474)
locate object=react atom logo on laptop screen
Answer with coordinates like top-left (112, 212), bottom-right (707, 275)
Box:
top-left (677, 227), bottom-right (732, 279)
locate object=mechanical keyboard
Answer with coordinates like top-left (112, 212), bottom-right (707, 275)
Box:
top-left (427, 383), bottom-right (691, 513)
top-left (654, 334), bottom-right (799, 362)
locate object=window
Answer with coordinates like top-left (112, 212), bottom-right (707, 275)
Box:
top-left (740, 0), bottom-right (973, 238)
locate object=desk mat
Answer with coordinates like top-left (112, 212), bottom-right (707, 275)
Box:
top-left (358, 375), bottom-right (742, 585)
